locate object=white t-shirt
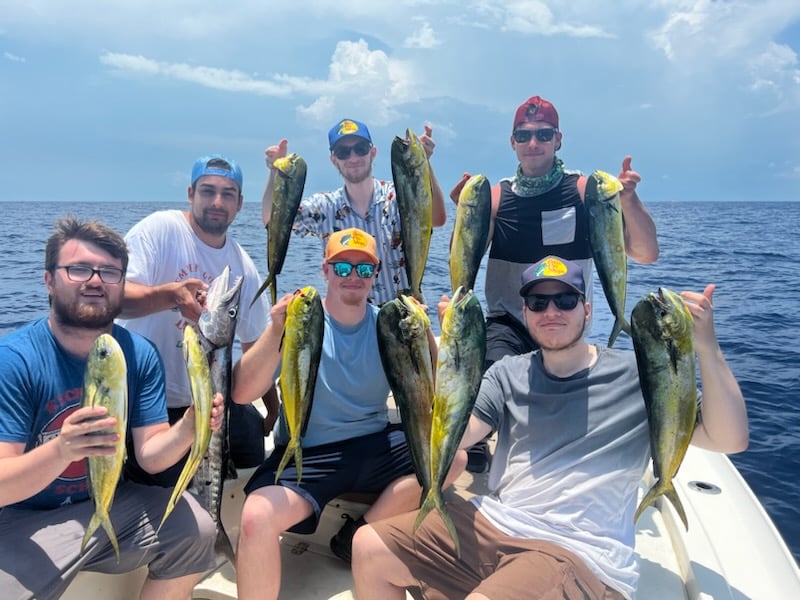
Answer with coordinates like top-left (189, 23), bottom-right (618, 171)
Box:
top-left (117, 210), bottom-right (270, 408)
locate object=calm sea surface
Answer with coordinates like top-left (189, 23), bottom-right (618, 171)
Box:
top-left (1, 200), bottom-right (799, 562)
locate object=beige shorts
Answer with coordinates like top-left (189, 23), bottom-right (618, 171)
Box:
top-left (371, 495), bottom-right (625, 600)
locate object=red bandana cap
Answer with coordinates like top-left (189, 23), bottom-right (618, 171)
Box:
top-left (512, 96), bottom-right (559, 131)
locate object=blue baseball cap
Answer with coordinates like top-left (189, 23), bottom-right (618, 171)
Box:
top-left (328, 118), bottom-right (372, 150)
top-left (520, 256), bottom-right (585, 297)
top-left (191, 154), bottom-right (243, 190)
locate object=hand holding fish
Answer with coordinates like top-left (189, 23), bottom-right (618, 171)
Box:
top-left (681, 284), bottom-right (720, 354)
top-left (265, 139), bottom-right (289, 171)
top-left (178, 392), bottom-right (225, 437)
top-left (618, 156), bottom-right (641, 197)
top-left (171, 278), bottom-right (208, 322)
top-left (449, 173), bottom-right (471, 204)
top-left (269, 292), bottom-right (295, 333)
top-left (419, 124), bottom-right (436, 159)
top-left (57, 406), bottom-right (120, 461)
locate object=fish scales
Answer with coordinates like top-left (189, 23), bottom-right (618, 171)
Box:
top-left (391, 128), bottom-right (433, 304)
top-left (194, 266), bottom-right (242, 563)
top-left (585, 170), bottom-right (631, 347)
top-left (80, 333), bottom-right (128, 562)
top-left (414, 288), bottom-right (486, 557)
top-left (449, 174), bottom-right (491, 294)
top-left (632, 287), bottom-right (697, 530)
top-left (377, 296), bottom-right (434, 490)
top-left (275, 286), bottom-right (324, 483)
top-left (253, 153), bottom-right (307, 306)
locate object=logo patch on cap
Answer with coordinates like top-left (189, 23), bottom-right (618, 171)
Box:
top-left (340, 230), bottom-right (370, 250)
top-left (535, 257), bottom-right (568, 277)
top-left (338, 120), bottom-right (361, 136)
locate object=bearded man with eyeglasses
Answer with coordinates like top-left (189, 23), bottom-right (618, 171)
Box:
top-left (261, 118), bottom-right (447, 306)
top-left (229, 228), bottom-right (466, 600)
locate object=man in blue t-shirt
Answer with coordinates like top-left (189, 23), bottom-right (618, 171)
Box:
top-left (230, 227), bottom-right (465, 600)
top-left (0, 217), bottom-right (223, 600)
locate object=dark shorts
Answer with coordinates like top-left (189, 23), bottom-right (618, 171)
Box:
top-left (0, 481), bottom-right (216, 600)
top-left (124, 402), bottom-right (265, 487)
top-left (245, 423), bottom-right (415, 534)
top-left (485, 313), bottom-right (539, 369)
top-left (371, 495), bottom-right (624, 600)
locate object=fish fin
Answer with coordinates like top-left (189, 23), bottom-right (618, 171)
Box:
top-left (273, 440), bottom-right (296, 484)
top-left (81, 511), bottom-right (120, 563)
top-left (634, 482), bottom-right (660, 524)
top-left (664, 484), bottom-right (689, 531)
top-left (80, 512), bottom-right (101, 556)
top-left (414, 489), bottom-right (461, 558)
top-left (607, 316), bottom-right (632, 347)
top-left (250, 275), bottom-right (273, 308)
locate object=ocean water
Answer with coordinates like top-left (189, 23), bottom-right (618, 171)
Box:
top-left (1, 200), bottom-right (799, 563)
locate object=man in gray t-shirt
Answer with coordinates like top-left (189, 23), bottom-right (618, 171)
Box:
top-left (353, 255), bottom-right (749, 600)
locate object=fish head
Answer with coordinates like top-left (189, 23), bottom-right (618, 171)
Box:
top-left (391, 128), bottom-right (426, 170)
top-left (632, 287), bottom-right (694, 348)
top-left (85, 333), bottom-right (125, 386)
top-left (198, 267), bottom-right (243, 348)
top-left (398, 294), bottom-right (431, 340)
top-left (287, 286), bottom-right (321, 323)
top-left (459, 174), bottom-right (489, 206)
top-left (593, 170), bottom-right (624, 199)
top-left (442, 287), bottom-right (485, 338)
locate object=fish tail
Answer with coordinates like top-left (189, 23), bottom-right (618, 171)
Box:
top-left (634, 482), bottom-right (660, 523)
top-left (664, 483), bottom-right (689, 531)
top-left (608, 315), bottom-right (632, 348)
top-left (274, 440), bottom-right (301, 484)
top-left (414, 489), bottom-right (460, 557)
top-left (82, 511), bottom-right (120, 562)
top-left (250, 275), bottom-right (273, 308)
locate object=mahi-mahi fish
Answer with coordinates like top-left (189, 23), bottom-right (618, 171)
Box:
top-left (158, 325), bottom-right (214, 532)
top-left (585, 169), bottom-right (631, 347)
top-left (449, 174), bottom-right (491, 294)
top-left (414, 288), bottom-right (486, 557)
top-left (252, 153), bottom-right (308, 306)
top-left (377, 295), bottom-right (435, 490)
top-left (80, 333), bottom-right (128, 562)
top-left (274, 286), bottom-right (324, 483)
top-left (193, 265), bottom-right (242, 563)
top-left (391, 128), bottom-right (433, 304)
top-left (632, 287), bottom-right (697, 530)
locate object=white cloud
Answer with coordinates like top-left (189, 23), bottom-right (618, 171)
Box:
top-left (500, 1), bottom-right (614, 38)
top-left (3, 51), bottom-right (26, 63)
top-left (404, 21), bottom-right (442, 49)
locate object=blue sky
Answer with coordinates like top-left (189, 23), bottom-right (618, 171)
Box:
top-left (2, 1), bottom-right (799, 205)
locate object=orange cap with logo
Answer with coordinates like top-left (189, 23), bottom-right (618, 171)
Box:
top-left (324, 228), bottom-right (380, 264)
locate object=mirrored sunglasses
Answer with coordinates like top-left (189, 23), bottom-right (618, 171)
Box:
top-left (328, 262), bottom-right (377, 279)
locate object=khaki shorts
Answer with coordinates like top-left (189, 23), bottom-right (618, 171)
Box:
top-left (371, 495), bottom-right (625, 600)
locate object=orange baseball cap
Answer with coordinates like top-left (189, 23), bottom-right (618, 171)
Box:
top-left (324, 228), bottom-right (380, 264)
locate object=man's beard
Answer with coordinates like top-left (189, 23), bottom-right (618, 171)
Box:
top-left (194, 208), bottom-right (231, 236)
top-left (338, 163), bottom-right (373, 185)
top-left (532, 318), bottom-right (587, 352)
top-left (51, 294), bottom-right (121, 329)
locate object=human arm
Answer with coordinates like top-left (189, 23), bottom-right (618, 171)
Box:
top-left (419, 125), bottom-right (447, 227)
top-left (686, 284), bottom-right (749, 453)
top-left (458, 414), bottom-right (494, 450)
top-left (131, 393), bottom-right (224, 474)
top-left (617, 156), bottom-right (659, 264)
top-left (262, 139), bottom-right (289, 226)
top-left (241, 340), bottom-right (281, 432)
top-left (120, 279), bottom-right (208, 322)
top-left (231, 293), bottom-right (292, 404)
top-left (0, 406), bottom-right (120, 506)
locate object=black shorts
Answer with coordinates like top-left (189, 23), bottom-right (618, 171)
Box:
top-left (244, 423), bottom-right (415, 534)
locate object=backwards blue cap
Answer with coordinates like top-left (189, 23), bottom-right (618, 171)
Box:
top-left (191, 154), bottom-right (243, 190)
top-left (328, 118), bottom-right (372, 150)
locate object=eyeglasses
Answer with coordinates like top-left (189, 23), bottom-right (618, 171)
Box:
top-left (328, 262), bottom-right (377, 279)
top-left (55, 265), bottom-right (124, 284)
top-left (332, 141), bottom-right (372, 160)
top-left (524, 292), bottom-right (582, 312)
top-left (513, 128), bottom-right (557, 144)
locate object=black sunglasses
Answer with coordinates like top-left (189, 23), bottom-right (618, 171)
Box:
top-left (524, 292), bottom-right (582, 312)
top-left (332, 140), bottom-right (372, 160)
top-left (513, 128), bottom-right (557, 144)
top-left (328, 262), bottom-right (377, 279)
